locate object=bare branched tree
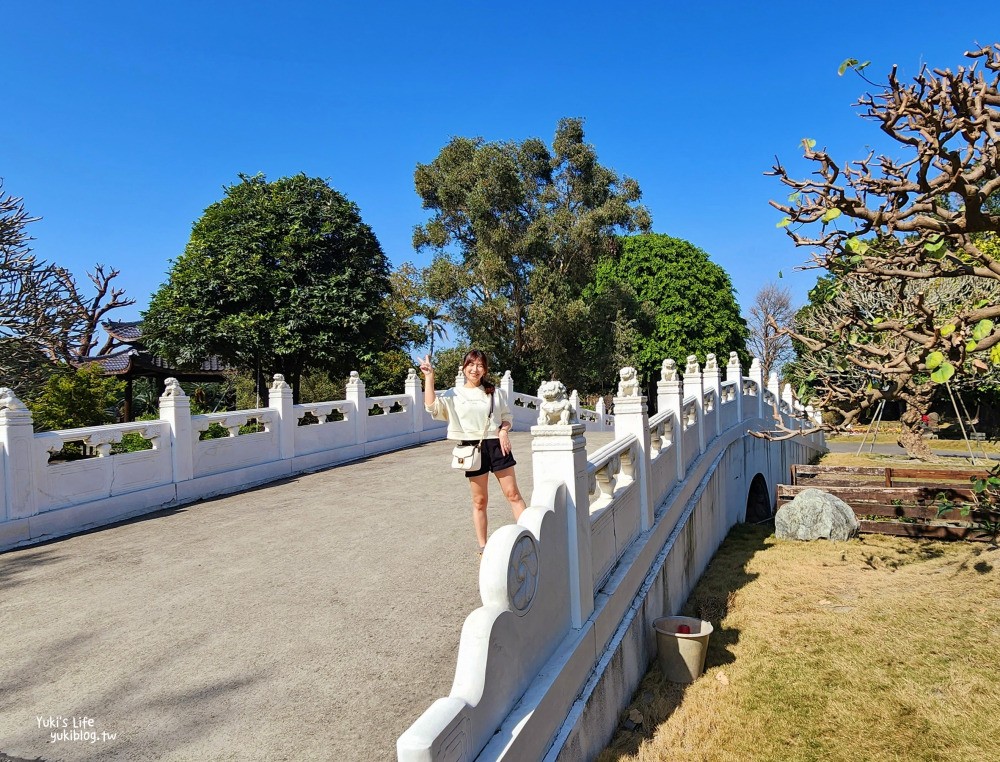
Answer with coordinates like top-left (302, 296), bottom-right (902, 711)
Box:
top-left (1, 181), bottom-right (134, 394)
top-left (789, 274), bottom-right (1000, 458)
top-left (766, 44), bottom-right (1000, 458)
top-left (747, 282), bottom-right (795, 381)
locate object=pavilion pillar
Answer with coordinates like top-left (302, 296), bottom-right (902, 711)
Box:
top-left (124, 377), bottom-right (134, 422)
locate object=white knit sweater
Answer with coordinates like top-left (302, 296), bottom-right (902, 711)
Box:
top-left (426, 385), bottom-right (514, 441)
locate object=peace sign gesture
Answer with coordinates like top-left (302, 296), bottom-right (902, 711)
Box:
top-left (419, 354), bottom-right (434, 378)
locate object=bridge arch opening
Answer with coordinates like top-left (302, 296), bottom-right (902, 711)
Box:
top-left (745, 473), bottom-right (772, 524)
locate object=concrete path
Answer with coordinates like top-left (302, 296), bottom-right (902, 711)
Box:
top-left (0, 431), bottom-right (613, 762)
top-left (825, 439), bottom-right (998, 461)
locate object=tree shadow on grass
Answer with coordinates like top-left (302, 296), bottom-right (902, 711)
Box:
top-left (597, 522), bottom-right (772, 761)
top-left (856, 535), bottom-right (949, 571)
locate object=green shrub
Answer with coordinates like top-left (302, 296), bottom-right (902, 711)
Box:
top-left (28, 364), bottom-right (124, 432)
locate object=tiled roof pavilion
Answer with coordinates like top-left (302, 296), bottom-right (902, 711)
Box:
top-left (76, 321), bottom-right (228, 420)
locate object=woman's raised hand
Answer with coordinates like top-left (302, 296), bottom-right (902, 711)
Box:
top-left (419, 354), bottom-right (434, 377)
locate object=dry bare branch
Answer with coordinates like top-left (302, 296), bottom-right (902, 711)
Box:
top-left (768, 45), bottom-right (1000, 458)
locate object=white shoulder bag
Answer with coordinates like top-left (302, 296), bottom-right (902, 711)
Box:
top-left (451, 392), bottom-right (495, 471)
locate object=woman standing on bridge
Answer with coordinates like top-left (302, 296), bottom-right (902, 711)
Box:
top-left (420, 350), bottom-right (527, 555)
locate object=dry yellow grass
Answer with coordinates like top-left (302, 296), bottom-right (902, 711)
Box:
top-left (816, 451), bottom-right (994, 469)
top-left (826, 432), bottom-right (999, 454)
top-left (598, 525), bottom-right (1000, 762)
top-left (817, 451), bottom-right (928, 469)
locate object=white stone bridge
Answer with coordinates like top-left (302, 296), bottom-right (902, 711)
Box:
top-left (0, 353), bottom-right (823, 761)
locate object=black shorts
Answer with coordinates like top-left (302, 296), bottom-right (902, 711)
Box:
top-left (462, 438), bottom-right (517, 478)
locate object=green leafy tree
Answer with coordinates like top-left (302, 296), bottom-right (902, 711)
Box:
top-left (413, 118), bottom-right (651, 388)
top-left (431, 345), bottom-right (473, 388)
top-left (386, 262), bottom-right (427, 354)
top-left (358, 348), bottom-right (416, 397)
top-left (769, 44), bottom-right (1000, 457)
top-left (143, 173), bottom-right (392, 402)
top-left (29, 364), bottom-right (124, 432)
top-left (592, 234), bottom-right (749, 395)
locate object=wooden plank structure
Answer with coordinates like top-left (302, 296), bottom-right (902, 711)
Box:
top-left (779, 464), bottom-right (998, 542)
top-left (790, 463), bottom-right (985, 487)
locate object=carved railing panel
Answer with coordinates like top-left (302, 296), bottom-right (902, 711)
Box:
top-left (586, 435), bottom-right (638, 511)
top-left (367, 394), bottom-right (409, 416)
top-left (295, 401), bottom-right (351, 426)
top-left (702, 389), bottom-right (716, 413)
top-left (41, 421), bottom-right (166, 463)
top-left (682, 398), bottom-right (698, 430)
top-left (193, 409), bottom-right (274, 440)
top-left (33, 421), bottom-right (173, 512)
top-left (586, 435), bottom-right (641, 592)
top-left (720, 381), bottom-right (738, 404)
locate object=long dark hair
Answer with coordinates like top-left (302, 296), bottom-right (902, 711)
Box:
top-left (462, 349), bottom-right (496, 395)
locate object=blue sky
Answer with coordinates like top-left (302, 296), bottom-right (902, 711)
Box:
top-left (4, 2), bottom-right (996, 330)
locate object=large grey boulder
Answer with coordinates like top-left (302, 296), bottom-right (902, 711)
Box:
top-left (775, 488), bottom-right (860, 541)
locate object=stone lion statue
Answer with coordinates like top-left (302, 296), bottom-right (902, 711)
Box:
top-left (162, 378), bottom-right (185, 397)
top-left (0, 387), bottom-right (27, 412)
top-left (661, 359), bottom-right (678, 382)
top-left (617, 366), bottom-right (640, 397)
top-left (537, 380), bottom-right (576, 425)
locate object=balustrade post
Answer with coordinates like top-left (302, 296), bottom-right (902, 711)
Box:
top-left (703, 353), bottom-right (722, 440)
top-left (726, 351), bottom-right (743, 422)
top-left (531, 392), bottom-right (593, 628)
top-left (594, 397), bottom-right (607, 433)
top-left (748, 358), bottom-right (765, 420)
top-left (767, 371), bottom-right (781, 424)
top-left (656, 358), bottom-right (684, 481)
top-left (405, 368), bottom-right (423, 435)
top-left (0, 389), bottom-right (38, 521)
top-left (782, 383), bottom-right (795, 427)
top-left (268, 374), bottom-right (295, 460)
top-left (500, 370), bottom-right (514, 399)
top-left (500, 371), bottom-right (514, 430)
top-left (345, 371), bottom-right (367, 447)
top-left (685, 356), bottom-right (705, 454)
top-left (0, 407), bottom-right (6, 522)
top-left (808, 405), bottom-right (822, 426)
top-left (612, 369), bottom-right (653, 531)
top-left (569, 390), bottom-right (580, 417)
top-left (159, 378), bottom-right (194, 484)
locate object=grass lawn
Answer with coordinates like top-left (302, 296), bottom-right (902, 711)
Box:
top-left (817, 450), bottom-right (994, 469)
top-left (826, 430), bottom-right (999, 454)
top-left (598, 525), bottom-right (1000, 762)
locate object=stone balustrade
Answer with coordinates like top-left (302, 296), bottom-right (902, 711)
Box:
top-left (0, 352), bottom-right (825, 761)
top-left (398, 351), bottom-right (825, 761)
top-left (1, 369), bottom-right (585, 551)
top-left (0, 364), bottom-right (647, 551)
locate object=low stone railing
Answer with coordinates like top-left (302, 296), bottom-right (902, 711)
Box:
top-left (397, 351), bottom-right (825, 761)
top-left (1, 369), bottom-right (613, 551)
top-left (587, 434), bottom-right (641, 591)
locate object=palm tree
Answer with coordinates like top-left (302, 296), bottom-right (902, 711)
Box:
top-left (420, 306), bottom-right (450, 357)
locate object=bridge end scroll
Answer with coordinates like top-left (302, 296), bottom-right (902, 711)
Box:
top-left (397, 697), bottom-right (471, 762)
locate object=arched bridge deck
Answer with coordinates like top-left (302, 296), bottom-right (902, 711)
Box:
top-left (1, 356), bottom-right (824, 761)
top-left (0, 432), bottom-right (612, 762)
